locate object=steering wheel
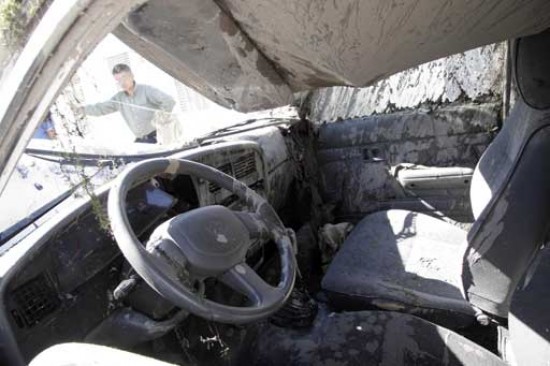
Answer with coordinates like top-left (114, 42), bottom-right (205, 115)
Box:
top-left (107, 158), bottom-right (296, 324)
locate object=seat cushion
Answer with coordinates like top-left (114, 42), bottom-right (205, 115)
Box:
top-left (322, 209), bottom-right (476, 328)
top-left (246, 310), bottom-right (505, 366)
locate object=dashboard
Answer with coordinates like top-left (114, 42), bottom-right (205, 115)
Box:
top-left (0, 141), bottom-right (271, 364)
top-left (5, 181), bottom-right (176, 359)
top-left (189, 145), bottom-right (266, 206)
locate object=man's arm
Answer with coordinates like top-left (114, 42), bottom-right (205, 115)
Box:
top-left (84, 94), bottom-right (120, 116)
top-left (145, 85), bottom-right (176, 112)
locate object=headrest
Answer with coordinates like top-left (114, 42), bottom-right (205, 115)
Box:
top-left (515, 28), bottom-right (550, 109)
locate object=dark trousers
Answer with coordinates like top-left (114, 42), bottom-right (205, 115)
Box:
top-left (135, 131), bottom-right (157, 144)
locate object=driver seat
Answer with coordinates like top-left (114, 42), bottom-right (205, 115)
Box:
top-left (322, 28), bottom-right (550, 328)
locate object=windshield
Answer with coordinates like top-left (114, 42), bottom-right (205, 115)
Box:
top-left (52, 34), bottom-right (252, 148)
top-left (0, 31), bottom-right (296, 241)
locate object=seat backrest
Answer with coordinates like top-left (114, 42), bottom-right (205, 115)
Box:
top-left (464, 28), bottom-right (550, 318)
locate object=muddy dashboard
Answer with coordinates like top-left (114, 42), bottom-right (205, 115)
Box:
top-left (2, 142), bottom-right (267, 362)
top-left (188, 144), bottom-right (266, 206)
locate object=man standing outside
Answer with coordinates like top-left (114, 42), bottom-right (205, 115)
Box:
top-left (81, 64), bottom-right (176, 143)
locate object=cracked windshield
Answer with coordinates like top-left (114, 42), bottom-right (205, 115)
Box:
top-left (0, 33), bottom-right (296, 242)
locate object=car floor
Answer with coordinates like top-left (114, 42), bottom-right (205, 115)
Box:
top-left (237, 305), bottom-right (504, 366)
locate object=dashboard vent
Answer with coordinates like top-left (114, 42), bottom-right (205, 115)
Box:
top-left (209, 163), bottom-right (232, 193)
top-left (208, 154), bottom-right (257, 193)
top-left (234, 153), bottom-right (257, 179)
top-left (11, 274), bottom-right (59, 328)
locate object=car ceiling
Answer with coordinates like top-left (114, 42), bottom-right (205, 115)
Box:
top-left (117, 0), bottom-right (550, 112)
top-left (1, 0), bottom-right (550, 196)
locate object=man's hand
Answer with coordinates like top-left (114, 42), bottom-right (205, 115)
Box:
top-left (151, 111), bottom-right (175, 126)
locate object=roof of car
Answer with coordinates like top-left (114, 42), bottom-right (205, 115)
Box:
top-left (1, 0), bottom-right (550, 194)
top-left (117, 0), bottom-right (550, 111)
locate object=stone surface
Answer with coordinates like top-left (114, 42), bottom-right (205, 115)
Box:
top-left (303, 43), bottom-right (507, 123)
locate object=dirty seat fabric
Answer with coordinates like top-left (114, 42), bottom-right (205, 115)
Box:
top-left (323, 30), bottom-right (550, 323)
top-left (322, 209), bottom-right (475, 328)
top-left (247, 310), bottom-right (504, 366)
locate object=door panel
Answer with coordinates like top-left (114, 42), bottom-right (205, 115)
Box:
top-left (316, 103), bottom-right (499, 222)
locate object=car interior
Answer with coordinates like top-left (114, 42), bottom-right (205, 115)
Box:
top-left (1, 1), bottom-right (550, 366)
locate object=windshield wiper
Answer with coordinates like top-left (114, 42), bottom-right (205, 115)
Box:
top-left (196, 117), bottom-right (296, 143)
top-left (25, 142), bottom-right (199, 167)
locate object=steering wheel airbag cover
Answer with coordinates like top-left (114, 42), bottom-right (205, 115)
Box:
top-left (148, 205), bottom-right (252, 276)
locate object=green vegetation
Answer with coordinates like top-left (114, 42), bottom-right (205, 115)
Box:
top-left (0, 0), bottom-right (45, 47)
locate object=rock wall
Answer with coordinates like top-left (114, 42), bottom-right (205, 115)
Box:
top-left (301, 43), bottom-right (507, 123)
